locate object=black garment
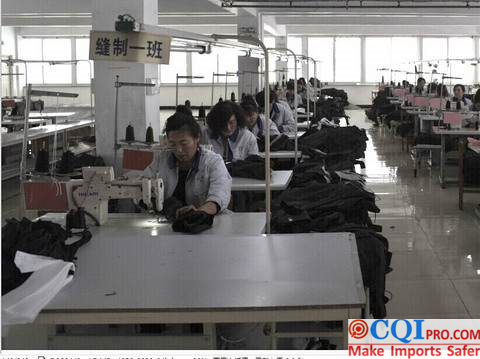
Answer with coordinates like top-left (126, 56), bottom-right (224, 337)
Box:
top-left (2, 218), bottom-right (91, 295)
top-left (172, 169), bottom-right (189, 206)
top-left (226, 155), bottom-right (267, 180)
top-left (162, 197), bottom-right (184, 221)
top-left (257, 134), bottom-right (291, 152)
top-left (463, 149), bottom-right (480, 185)
top-left (172, 210), bottom-right (214, 234)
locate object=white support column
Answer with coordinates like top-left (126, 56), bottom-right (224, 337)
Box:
top-left (237, 8), bottom-right (261, 95)
top-left (474, 37), bottom-right (479, 85)
top-left (361, 36), bottom-right (366, 84)
top-left (92, 0), bottom-right (160, 169)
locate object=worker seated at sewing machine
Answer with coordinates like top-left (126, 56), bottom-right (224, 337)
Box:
top-left (451, 84), bottom-right (474, 111)
top-left (127, 111), bottom-right (232, 217)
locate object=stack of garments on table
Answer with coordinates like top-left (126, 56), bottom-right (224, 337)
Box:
top-left (297, 126), bottom-right (368, 171)
top-left (271, 148), bottom-right (392, 319)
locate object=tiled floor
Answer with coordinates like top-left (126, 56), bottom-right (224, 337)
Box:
top-left (2, 108), bottom-right (479, 321)
top-left (347, 108), bottom-right (480, 319)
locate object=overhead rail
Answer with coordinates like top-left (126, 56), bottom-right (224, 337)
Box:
top-left (221, 0), bottom-right (480, 9)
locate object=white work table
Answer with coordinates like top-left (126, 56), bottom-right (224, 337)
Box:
top-left (38, 212), bottom-right (266, 236)
top-left (432, 126), bottom-right (480, 209)
top-left (232, 170), bottom-right (293, 191)
top-left (36, 231), bottom-right (365, 349)
top-left (1, 118), bottom-right (95, 147)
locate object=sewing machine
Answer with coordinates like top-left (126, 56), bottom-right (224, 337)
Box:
top-left (24, 166), bottom-right (164, 226)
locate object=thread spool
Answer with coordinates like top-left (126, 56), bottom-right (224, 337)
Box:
top-left (218, 97), bottom-right (223, 103)
top-left (446, 101), bottom-right (451, 110)
top-left (456, 101), bottom-right (462, 111)
top-left (145, 124), bottom-right (154, 144)
top-left (185, 100), bottom-right (191, 109)
top-left (125, 124), bottom-right (135, 142)
top-left (230, 92), bottom-right (236, 102)
top-left (35, 148), bottom-right (50, 173)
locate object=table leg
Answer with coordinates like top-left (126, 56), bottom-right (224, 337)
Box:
top-left (440, 135), bottom-right (445, 188)
top-left (458, 137), bottom-right (465, 210)
top-left (203, 323), bottom-right (217, 349)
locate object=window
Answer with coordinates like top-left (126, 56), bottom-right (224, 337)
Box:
top-left (42, 39), bottom-right (72, 84)
top-left (192, 50), bottom-right (217, 83)
top-left (287, 36), bottom-right (302, 80)
top-left (448, 37), bottom-right (474, 84)
top-left (335, 37), bottom-right (361, 82)
top-left (365, 37), bottom-right (392, 83)
top-left (422, 38), bottom-right (448, 80)
top-left (391, 37), bottom-right (418, 84)
top-left (217, 47), bottom-right (239, 83)
top-left (160, 52), bottom-right (187, 83)
top-left (75, 38), bottom-right (91, 84)
top-left (18, 38), bottom-right (43, 84)
top-left (308, 37), bottom-right (334, 83)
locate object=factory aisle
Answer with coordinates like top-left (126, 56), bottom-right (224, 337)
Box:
top-left (348, 109), bottom-right (480, 319)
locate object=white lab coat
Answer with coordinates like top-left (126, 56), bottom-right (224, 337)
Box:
top-left (270, 101), bottom-right (296, 133)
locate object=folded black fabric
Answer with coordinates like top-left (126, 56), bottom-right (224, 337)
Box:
top-left (257, 134), bottom-right (291, 152)
top-left (57, 151), bottom-right (106, 174)
top-left (162, 197), bottom-right (184, 221)
top-left (2, 218), bottom-right (92, 295)
top-left (172, 210), bottom-right (214, 234)
top-left (227, 155), bottom-right (267, 180)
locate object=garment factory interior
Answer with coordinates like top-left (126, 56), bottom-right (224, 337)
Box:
top-left (1, 0), bottom-right (480, 351)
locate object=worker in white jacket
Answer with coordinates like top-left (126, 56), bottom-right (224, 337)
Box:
top-left (240, 95), bottom-right (280, 137)
top-left (256, 89), bottom-right (296, 133)
top-left (203, 100), bottom-right (259, 161)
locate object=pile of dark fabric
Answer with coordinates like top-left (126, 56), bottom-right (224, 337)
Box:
top-left (320, 88), bottom-right (349, 106)
top-left (226, 155), bottom-right (268, 180)
top-left (271, 142), bottom-right (391, 318)
top-left (297, 126), bottom-right (368, 171)
top-left (57, 151), bottom-right (105, 174)
top-left (463, 149), bottom-right (480, 185)
top-left (2, 218), bottom-right (91, 295)
top-left (257, 134), bottom-right (291, 152)
top-left (172, 211), bottom-right (214, 234)
top-left (162, 196), bottom-right (214, 234)
top-left (314, 97), bottom-right (348, 123)
top-left (365, 88), bottom-right (395, 123)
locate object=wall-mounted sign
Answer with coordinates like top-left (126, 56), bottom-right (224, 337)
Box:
top-left (89, 31), bottom-right (171, 65)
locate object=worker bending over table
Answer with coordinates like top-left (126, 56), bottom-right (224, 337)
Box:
top-left (415, 77), bottom-right (426, 95)
top-left (203, 100), bottom-right (259, 161)
top-left (451, 84), bottom-right (474, 111)
top-left (240, 95), bottom-right (280, 137)
top-left (128, 112), bottom-right (232, 217)
top-left (473, 89), bottom-right (480, 111)
top-left (285, 80), bottom-right (303, 110)
top-left (256, 89), bottom-right (296, 133)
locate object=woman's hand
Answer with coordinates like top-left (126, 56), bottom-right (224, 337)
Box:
top-left (176, 205), bottom-right (197, 218)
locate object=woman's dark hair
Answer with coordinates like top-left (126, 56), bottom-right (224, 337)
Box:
top-left (427, 82), bottom-right (437, 94)
top-left (453, 84), bottom-right (466, 93)
top-left (206, 101), bottom-right (246, 138)
top-left (286, 81), bottom-right (295, 91)
top-left (175, 105), bottom-right (193, 117)
top-left (298, 77), bottom-right (306, 86)
top-left (255, 89), bottom-right (278, 109)
top-left (240, 95), bottom-right (259, 115)
top-left (436, 84), bottom-right (449, 97)
top-left (474, 88), bottom-right (480, 104)
top-left (165, 112), bottom-right (201, 139)
top-left (417, 77), bottom-right (426, 85)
